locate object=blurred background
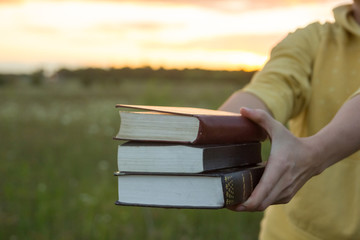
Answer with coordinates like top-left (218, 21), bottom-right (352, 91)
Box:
top-left (0, 0), bottom-right (348, 239)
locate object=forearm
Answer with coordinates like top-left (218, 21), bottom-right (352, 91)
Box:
top-left (219, 91), bottom-right (271, 114)
top-left (308, 94), bottom-right (360, 171)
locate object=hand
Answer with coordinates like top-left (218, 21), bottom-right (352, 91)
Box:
top-left (229, 107), bottom-right (324, 211)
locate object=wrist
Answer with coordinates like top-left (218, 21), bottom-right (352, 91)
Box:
top-left (302, 135), bottom-right (329, 175)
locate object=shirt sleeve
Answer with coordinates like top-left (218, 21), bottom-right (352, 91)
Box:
top-left (243, 22), bottom-right (322, 124)
top-left (350, 88), bottom-right (360, 98)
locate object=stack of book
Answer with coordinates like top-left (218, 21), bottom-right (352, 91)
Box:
top-left (113, 104), bottom-right (267, 209)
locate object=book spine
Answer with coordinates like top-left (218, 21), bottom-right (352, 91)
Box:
top-left (194, 115), bottom-right (267, 144)
top-left (202, 142), bottom-right (262, 170)
top-left (221, 166), bottom-right (264, 207)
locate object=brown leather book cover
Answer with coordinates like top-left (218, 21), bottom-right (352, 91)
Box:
top-left (115, 104), bottom-right (267, 144)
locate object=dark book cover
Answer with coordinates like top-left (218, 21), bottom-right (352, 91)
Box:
top-left (117, 141), bottom-right (262, 173)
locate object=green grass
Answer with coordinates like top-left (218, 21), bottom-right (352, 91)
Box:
top-left (0, 79), bottom-right (267, 240)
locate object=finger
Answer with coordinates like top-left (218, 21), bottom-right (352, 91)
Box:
top-left (234, 157), bottom-right (286, 211)
top-left (271, 171), bottom-right (310, 205)
top-left (240, 107), bottom-right (277, 137)
top-left (258, 161), bottom-right (311, 209)
top-left (256, 175), bottom-right (293, 210)
top-left (227, 204), bottom-right (242, 212)
top-left (263, 183), bottom-right (298, 207)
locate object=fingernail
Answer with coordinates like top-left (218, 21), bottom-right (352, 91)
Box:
top-left (240, 107), bottom-right (251, 114)
top-left (236, 205), bottom-right (247, 211)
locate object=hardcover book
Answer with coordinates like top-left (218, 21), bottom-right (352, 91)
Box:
top-left (114, 104), bottom-right (267, 144)
top-left (117, 141), bottom-right (262, 173)
top-left (114, 164), bottom-right (265, 209)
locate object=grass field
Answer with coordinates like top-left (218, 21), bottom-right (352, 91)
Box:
top-left (0, 79), bottom-right (268, 240)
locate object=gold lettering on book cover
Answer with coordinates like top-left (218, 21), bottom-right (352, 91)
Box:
top-left (249, 172), bottom-right (253, 190)
top-left (224, 176), bottom-right (235, 205)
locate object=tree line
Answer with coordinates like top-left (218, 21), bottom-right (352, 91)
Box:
top-left (0, 66), bottom-right (257, 87)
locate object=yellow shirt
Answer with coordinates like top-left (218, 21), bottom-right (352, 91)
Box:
top-left (243, 5), bottom-right (360, 240)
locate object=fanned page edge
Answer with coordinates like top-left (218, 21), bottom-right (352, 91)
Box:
top-left (115, 104), bottom-right (241, 117)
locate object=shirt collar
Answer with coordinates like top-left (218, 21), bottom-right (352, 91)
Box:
top-left (333, 4), bottom-right (360, 36)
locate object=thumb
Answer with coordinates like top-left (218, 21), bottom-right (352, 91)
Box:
top-left (240, 107), bottom-right (276, 138)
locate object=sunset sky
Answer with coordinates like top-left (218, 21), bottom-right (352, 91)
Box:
top-left (0, 0), bottom-right (349, 73)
